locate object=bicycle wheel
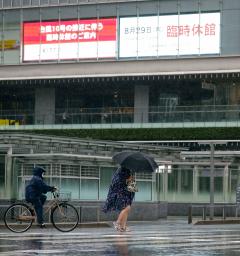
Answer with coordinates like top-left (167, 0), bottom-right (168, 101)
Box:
top-left (51, 203), bottom-right (79, 232)
top-left (4, 203), bottom-right (34, 233)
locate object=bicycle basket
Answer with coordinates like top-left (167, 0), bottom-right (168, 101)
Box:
top-left (56, 192), bottom-right (71, 201)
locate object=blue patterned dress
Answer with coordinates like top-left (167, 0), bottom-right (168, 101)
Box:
top-left (102, 167), bottom-right (135, 213)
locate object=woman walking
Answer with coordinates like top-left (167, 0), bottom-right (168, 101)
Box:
top-left (102, 166), bottom-right (135, 232)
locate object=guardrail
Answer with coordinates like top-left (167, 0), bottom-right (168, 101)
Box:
top-left (0, 105), bottom-right (240, 126)
top-left (188, 204), bottom-right (240, 224)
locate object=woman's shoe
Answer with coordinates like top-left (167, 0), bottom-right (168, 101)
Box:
top-left (113, 222), bottom-right (120, 230)
top-left (120, 226), bottom-right (130, 232)
top-left (113, 222), bottom-right (126, 232)
top-left (124, 226), bottom-right (131, 232)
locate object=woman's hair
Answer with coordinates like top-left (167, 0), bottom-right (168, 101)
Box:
top-left (120, 166), bottom-right (132, 179)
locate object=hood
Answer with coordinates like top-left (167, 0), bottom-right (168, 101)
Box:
top-left (33, 166), bottom-right (46, 178)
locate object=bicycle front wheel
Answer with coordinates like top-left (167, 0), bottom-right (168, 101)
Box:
top-left (4, 203), bottom-right (34, 233)
top-left (51, 203), bottom-right (79, 232)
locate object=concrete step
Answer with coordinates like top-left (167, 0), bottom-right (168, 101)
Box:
top-left (193, 219), bottom-right (240, 225)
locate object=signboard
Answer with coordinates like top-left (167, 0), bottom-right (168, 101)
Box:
top-left (119, 13), bottom-right (220, 57)
top-left (0, 40), bottom-right (20, 50)
top-left (23, 18), bottom-right (117, 61)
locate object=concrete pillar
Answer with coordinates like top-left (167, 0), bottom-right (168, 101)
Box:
top-left (223, 165), bottom-right (229, 203)
top-left (228, 83), bottom-right (240, 121)
top-left (214, 82), bottom-right (228, 105)
top-left (35, 87), bottom-right (55, 125)
top-left (4, 148), bottom-right (13, 199)
top-left (163, 169), bottom-right (168, 201)
top-left (177, 169), bottom-right (182, 193)
top-left (237, 166), bottom-right (240, 186)
top-left (193, 165), bottom-right (199, 201)
top-left (134, 85), bottom-right (149, 123)
top-left (229, 83), bottom-right (240, 105)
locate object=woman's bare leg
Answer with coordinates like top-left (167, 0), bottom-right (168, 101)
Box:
top-left (116, 205), bottom-right (131, 229)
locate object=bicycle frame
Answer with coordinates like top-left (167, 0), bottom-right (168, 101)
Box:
top-left (19, 192), bottom-right (63, 222)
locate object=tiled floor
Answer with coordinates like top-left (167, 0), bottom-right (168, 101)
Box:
top-left (1, 219), bottom-right (240, 255)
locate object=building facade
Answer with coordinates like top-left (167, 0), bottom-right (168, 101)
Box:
top-left (0, 0), bottom-right (239, 128)
top-left (1, 0), bottom-right (240, 217)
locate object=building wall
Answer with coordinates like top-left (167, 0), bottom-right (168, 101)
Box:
top-left (0, 0), bottom-right (239, 65)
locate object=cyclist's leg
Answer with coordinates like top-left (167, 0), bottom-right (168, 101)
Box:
top-left (40, 194), bottom-right (47, 206)
top-left (32, 198), bottom-right (44, 225)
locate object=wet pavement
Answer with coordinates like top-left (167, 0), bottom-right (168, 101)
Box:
top-left (1, 218), bottom-right (240, 255)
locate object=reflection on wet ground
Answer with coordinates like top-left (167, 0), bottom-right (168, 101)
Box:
top-left (1, 218), bottom-right (240, 255)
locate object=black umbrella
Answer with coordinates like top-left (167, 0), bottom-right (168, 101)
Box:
top-left (112, 151), bottom-right (158, 173)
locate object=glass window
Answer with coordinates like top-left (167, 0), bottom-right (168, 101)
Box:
top-left (2, 0), bottom-right (11, 8)
top-left (32, 0), bottom-right (40, 6)
top-left (61, 178), bottom-right (80, 200)
top-left (39, 7), bottom-right (59, 62)
top-left (135, 181), bottom-right (152, 201)
top-left (118, 2), bottom-right (137, 16)
top-left (199, 176), bottom-right (210, 201)
top-left (12, 0), bottom-right (21, 7)
top-left (59, 0), bottom-right (68, 4)
top-left (3, 10), bottom-right (21, 64)
top-left (23, 8), bottom-right (40, 22)
top-left (22, 8), bottom-right (40, 63)
top-left (23, 0), bottom-right (31, 6)
top-left (179, 0), bottom-right (199, 13)
top-left (0, 11), bottom-right (3, 65)
top-left (79, 5), bottom-right (97, 19)
top-left (167, 168), bottom-right (194, 202)
top-left (40, 0), bottom-right (49, 5)
top-left (138, 1), bottom-right (158, 16)
top-left (59, 6), bottom-right (78, 61)
top-left (49, 0), bottom-right (59, 5)
top-left (60, 6), bottom-right (77, 19)
top-left (80, 179), bottom-right (99, 200)
top-left (99, 4), bottom-right (117, 17)
top-left (135, 173), bottom-right (153, 201)
top-left (0, 156), bottom-right (5, 195)
top-left (0, 86), bottom-right (35, 125)
top-left (99, 166), bottom-right (114, 200)
top-left (159, 1), bottom-right (178, 15)
top-left (200, 0), bottom-right (220, 12)
top-left (214, 176), bottom-right (223, 202)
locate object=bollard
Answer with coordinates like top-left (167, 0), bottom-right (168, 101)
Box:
top-left (223, 206), bottom-right (226, 220)
top-left (188, 206), bottom-right (192, 224)
top-left (203, 206), bottom-right (206, 220)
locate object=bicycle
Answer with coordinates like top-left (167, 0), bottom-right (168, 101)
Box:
top-left (4, 191), bottom-right (79, 233)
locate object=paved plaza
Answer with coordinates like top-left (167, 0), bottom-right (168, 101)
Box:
top-left (1, 218), bottom-right (240, 255)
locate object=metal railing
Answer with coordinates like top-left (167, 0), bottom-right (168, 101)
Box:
top-left (188, 204), bottom-right (240, 224)
top-left (0, 105), bottom-right (239, 127)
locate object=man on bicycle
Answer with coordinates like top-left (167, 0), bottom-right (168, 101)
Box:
top-left (25, 166), bottom-right (56, 228)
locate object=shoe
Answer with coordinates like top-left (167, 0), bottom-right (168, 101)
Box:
top-left (124, 226), bottom-right (131, 232)
top-left (113, 222), bottom-right (120, 230)
top-left (113, 222), bottom-right (126, 232)
top-left (39, 223), bottom-right (46, 228)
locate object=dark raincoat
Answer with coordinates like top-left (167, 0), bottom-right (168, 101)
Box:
top-left (25, 166), bottom-right (54, 224)
top-left (102, 166), bottom-right (135, 213)
top-left (25, 167), bottom-right (54, 201)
